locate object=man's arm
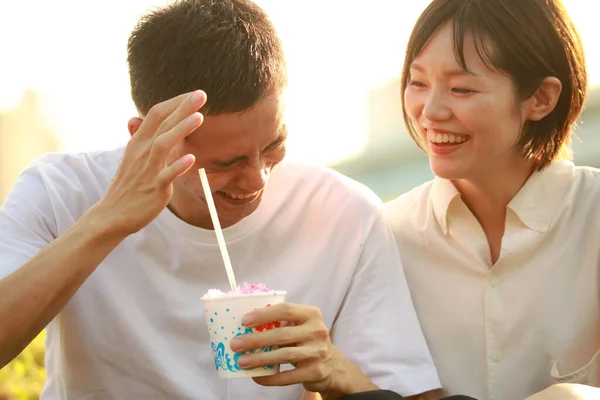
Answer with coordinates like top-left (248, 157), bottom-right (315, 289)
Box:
top-left (326, 211), bottom-right (441, 397)
top-left (237, 209), bottom-right (442, 397)
top-left (0, 90), bottom-right (206, 367)
top-left (0, 204), bottom-right (126, 367)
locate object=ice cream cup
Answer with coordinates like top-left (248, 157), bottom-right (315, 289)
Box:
top-left (201, 291), bottom-right (287, 378)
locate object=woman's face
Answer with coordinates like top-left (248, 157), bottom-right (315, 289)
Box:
top-left (404, 22), bottom-right (533, 181)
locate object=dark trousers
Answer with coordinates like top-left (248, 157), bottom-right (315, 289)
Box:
top-left (339, 391), bottom-right (478, 400)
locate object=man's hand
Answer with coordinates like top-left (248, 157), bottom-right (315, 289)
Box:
top-left (96, 90), bottom-right (207, 235)
top-left (229, 303), bottom-right (378, 397)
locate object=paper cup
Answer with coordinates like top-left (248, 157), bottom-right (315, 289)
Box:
top-left (201, 291), bottom-right (286, 378)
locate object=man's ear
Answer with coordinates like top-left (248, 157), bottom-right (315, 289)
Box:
top-left (127, 117), bottom-right (143, 137)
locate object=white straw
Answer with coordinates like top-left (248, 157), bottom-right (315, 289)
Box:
top-left (198, 168), bottom-right (238, 291)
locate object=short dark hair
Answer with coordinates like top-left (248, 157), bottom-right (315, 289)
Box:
top-left (401, 0), bottom-right (588, 169)
top-left (127, 0), bottom-right (287, 116)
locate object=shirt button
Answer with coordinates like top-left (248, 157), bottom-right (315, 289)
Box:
top-left (489, 276), bottom-right (500, 288)
top-left (492, 351), bottom-right (503, 362)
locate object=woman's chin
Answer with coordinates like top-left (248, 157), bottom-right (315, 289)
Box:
top-left (429, 158), bottom-right (468, 181)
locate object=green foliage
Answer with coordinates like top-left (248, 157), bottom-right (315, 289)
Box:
top-left (0, 332), bottom-right (46, 400)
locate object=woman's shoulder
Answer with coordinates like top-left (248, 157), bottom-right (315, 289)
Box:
top-left (383, 180), bottom-right (435, 229)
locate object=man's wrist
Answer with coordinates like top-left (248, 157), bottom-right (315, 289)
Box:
top-left (81, 202), bottom-right (132, 244)
top-left (320, 346), bottom-right (379, 400)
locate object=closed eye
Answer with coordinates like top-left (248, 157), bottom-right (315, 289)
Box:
top-left (409, 80), bottom-right (426, 88)
top-left (264, 139), bottom-right (286, 152)
top-left (452, 87), bottom-right (476, 94)
top-left (214, 159), bottom-right (241, 168)
top-left (213, 156), bottom-right (246, 168)
top-left (262, 133), bottom-right (287, 152)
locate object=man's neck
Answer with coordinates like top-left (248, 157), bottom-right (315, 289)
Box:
top-left (167, 192), bottom-right (214, 229)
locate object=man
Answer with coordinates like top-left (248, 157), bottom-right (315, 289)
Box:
top-left (0, 1), bottom-right (440, 399)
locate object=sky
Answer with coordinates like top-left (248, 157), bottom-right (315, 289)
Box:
top-left (0, 0), bottom-right (597, 164)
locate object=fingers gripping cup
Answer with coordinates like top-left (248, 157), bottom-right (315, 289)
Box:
top-left (202, 283), bottom-right (286, 378)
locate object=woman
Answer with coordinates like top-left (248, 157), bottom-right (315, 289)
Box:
top-left (384, 0), bottom-right (599, 399)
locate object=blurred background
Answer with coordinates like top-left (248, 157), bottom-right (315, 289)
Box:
top-left (0, 0), bottom-right (598, 398)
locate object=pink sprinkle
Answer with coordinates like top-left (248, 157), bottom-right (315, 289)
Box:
top-left (228, 282), bottom-right (271, 295)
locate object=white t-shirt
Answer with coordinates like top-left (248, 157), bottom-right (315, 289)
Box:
top-left (0, 147), bottom-right (440, 400)
top-left (384, 160), bottom-right (600, 400)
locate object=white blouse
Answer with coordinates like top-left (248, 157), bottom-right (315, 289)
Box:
top-left (384, 161), bottom-right (600, 400)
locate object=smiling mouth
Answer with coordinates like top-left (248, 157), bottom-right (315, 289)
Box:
top-left (220, 190), bottom-right (261, 200)
top-left (427, 131), bottom-right (471, 144)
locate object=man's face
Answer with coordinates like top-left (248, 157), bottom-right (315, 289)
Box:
top-left (168, 93), bottom-right (287, 229)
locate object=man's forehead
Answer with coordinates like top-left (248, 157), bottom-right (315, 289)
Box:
top-left (201, 94), bottom-right (284, 131)
top-left (190, 97), bottom-right (286, 160)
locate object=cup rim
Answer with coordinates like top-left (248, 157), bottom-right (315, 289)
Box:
top-left (201, 290), bottom-right (287, 302)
